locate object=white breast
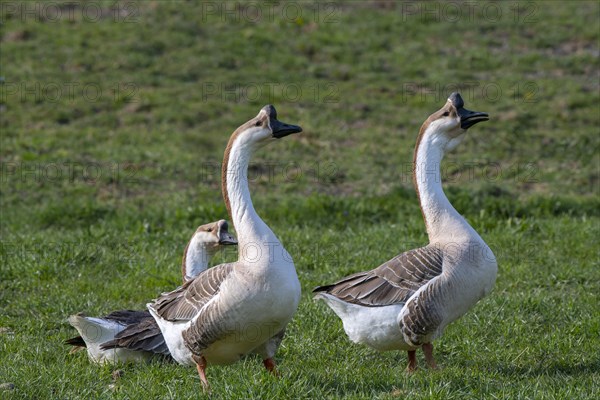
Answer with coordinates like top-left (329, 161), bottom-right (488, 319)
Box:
top-left (317, 293), bottom-right (410, 351)
top-left (147, 306), bottom-right (194, 366)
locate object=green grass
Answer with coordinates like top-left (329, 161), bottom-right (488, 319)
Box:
top-left (1, 1), bottom-right (599, 399)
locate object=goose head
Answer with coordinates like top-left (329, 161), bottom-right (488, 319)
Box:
top-left (182, 220), bottom-right (237, 282)
top-left (233, 104), bottom-right (302, 148)
top-left (419, 92), bottom-right (489, 152)
top-left (221, 105), bottom-right (302, 225)
top-left (192, 220), bottom-right (238, 252)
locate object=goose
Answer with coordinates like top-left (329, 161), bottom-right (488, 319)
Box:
top-left (313, 93), bottom-right (497, 372)
top-left (65, 220), bottom-right (237, 364)
top-left (147, 105), bottom-right (302, 390)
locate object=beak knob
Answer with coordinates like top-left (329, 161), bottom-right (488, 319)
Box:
top-left (448, 92), bottom-right (464, 109)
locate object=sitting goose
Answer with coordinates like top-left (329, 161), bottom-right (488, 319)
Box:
top-left (148, 105), bottom-right (302, 390)
top-left (65, 220), bottom-right (237, 364)
top-left (314, 93), bottom-right (497, 371)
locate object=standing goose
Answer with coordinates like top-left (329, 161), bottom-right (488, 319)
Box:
top-left (148, 105), bottom-right (302, 390)
top-left (313, 93), bottom-right (497, 371)
top-left (65, 220), bottom-right (237, 364)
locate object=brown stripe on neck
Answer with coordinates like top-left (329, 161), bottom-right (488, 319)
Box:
top-left (221, 126), bottom-right (245, 222)
top-left (412, 115), bottom-right (436, 231)
top-left (181, 238), bottom-right (192, 283)
top-left (221, 137), bottom-right (234, 222)
top-left (221, 114), bottom-right (265, 222)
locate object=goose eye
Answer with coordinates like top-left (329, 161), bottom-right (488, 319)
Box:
top-left (206, 228), bottom-right (212, 232)
top-left (255, 120), bottom-right (262, 127)
top-left (442, 111), bottom-right (450, 117)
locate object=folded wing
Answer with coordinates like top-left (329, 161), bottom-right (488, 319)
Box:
top-left (313, 246), bottom-right (443, 307)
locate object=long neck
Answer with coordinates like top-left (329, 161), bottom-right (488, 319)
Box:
top-left (181, 238), bottom-right (214, 283)
top-left (222, 137), bottom-right (277, 248)
top-left (413, 131), bottom-right (477, 243)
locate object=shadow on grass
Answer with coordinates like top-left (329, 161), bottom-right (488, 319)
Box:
top-left (294, 353), bottom-right (414, 396)
top-left (312, 376), bottom-right (399, 397)
top-left (493, 360), bottom-right (600, 377)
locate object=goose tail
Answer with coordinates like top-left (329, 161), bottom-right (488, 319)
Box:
top-left (66, 313), bottom-right (126, 363)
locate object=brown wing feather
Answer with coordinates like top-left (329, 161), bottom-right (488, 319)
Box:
top-left (400, 276), bottom-right (446, 347)
top-left (65, 310), bottom-right (151, 349)
top-left (64, 336), bottom-right (86, 347)
top-left (100, 312), bottom-right (170, 356)
top-left (103, 310), bottom-right (151, 325)
top-left (313, 246), bottom-right (443, 307)
top-left (182, 296), bottom-right (236, 354)
top-left (152, 263), bottom-right (236, 322)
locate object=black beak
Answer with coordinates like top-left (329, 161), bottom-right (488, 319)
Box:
top-left (261, 104), bottom-right (302, 138)
top-left (458, 108), bottom-right (489, 129)
top-left (448, 92), bottom-right (489, 130)
top-left (217, 220), bottom-right (238, 245)
top-left (218, 232), bottom-right (238, 246)
top-left (271, 118), bottom-right (302, 138)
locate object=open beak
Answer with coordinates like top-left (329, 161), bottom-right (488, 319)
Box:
top-left (458, 107), bottom-right (489, 129)
top-left (448, 92), bottom-right (489, 129)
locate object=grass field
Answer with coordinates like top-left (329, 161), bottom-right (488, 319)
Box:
top-left (1, 1), bottom-right (599, 399)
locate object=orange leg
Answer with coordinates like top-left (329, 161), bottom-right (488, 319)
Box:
top-left (192, 355), bottom-right (210, 392)
top-left (422, 343), bottom-right (438, 369)
top-left (407, 350), bottom-right (417, 373)
top-left (263, 358), bottom-right (279, 376)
